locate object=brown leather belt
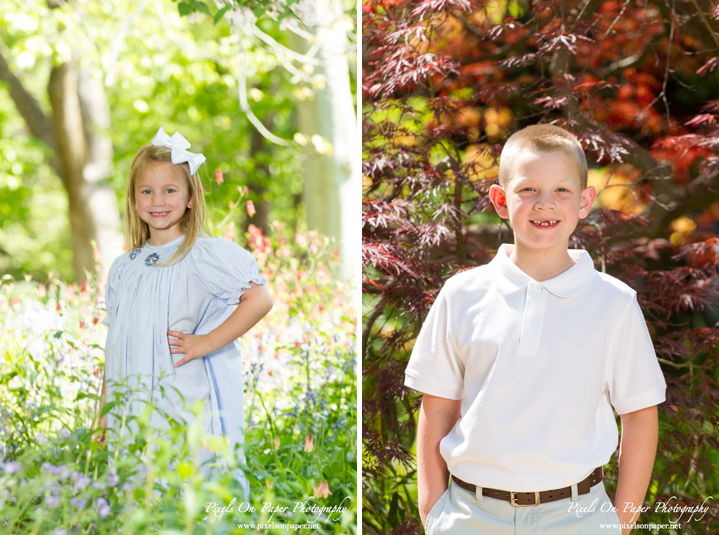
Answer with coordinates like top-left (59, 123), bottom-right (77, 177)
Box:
top-left (451, 467), bottom-right (603, 507)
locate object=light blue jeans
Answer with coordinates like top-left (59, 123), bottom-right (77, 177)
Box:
top-left (425, 480), bottom-right (623, 534)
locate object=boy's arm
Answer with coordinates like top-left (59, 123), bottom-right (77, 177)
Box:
top-left (614, 405), bottom-right (659, 535)
top-left (168, 282), bottom-right (273, 366)
top-left (417, 394), bottom-right (462, 526)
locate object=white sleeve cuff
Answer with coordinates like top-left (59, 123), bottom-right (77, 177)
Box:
top-left (404, 373), bottom-right (464, 400)
top-left (612, 388), bottom-right (666, 415)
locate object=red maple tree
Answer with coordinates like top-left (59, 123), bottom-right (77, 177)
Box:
top-left (363, 0), bottom-right (719, 533)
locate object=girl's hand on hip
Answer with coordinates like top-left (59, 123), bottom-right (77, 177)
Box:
top-left (168, 330), bottom-right (212, 366)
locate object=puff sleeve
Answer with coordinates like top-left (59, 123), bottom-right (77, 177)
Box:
top-left (102, 254), bottom-right (130, 327)
top-left (605, 293), bottom-right (667, 414)
top-left (189, 238), bottom-right (267, 304)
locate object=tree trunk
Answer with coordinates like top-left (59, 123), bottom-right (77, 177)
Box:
top-left (244, 103), bottom-right (272, 235)
top-left (47, 56), bottom-right (122, 281)
top-left (0, 45), bottom-right (122, 282)
top-left (48, 57), bottom-right (97, 281)
top-left (289, 0), bottom-right (359, 281)
top-left (77, 68), bottom-right (124, 277)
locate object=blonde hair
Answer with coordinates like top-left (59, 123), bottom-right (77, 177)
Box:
top-left (125, 145), bottom-right (207, 266)
top-left (498, 124), bottom-right (588, 189)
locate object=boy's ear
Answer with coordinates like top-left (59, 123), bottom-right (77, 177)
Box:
top-left (579, 186), bottom-right (596, 219)
top-left (489, 184), bottom-right (509, 219)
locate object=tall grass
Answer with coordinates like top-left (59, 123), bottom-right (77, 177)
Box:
top-left (0, 225), bottom-right (356, 534)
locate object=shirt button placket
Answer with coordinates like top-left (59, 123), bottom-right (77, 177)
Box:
top-left (517, 283), bottom-right (547, 357)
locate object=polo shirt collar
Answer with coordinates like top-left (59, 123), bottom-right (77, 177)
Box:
top-left (489, 244), bottom-right (597, 298)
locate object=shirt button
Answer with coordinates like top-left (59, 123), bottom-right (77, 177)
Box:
top-left (534, 285), bottom-right (542, 292)
top-left (530, 313), bottom-right (537, 320)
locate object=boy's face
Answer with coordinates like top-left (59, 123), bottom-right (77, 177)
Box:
top-left (489, 150), bottom-right (595, 255)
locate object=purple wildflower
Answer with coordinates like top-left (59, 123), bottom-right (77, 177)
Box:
top-left (106, 470), bottom-right (119, 487)
top-left (96, 497), bottom-right (111, 518)
top-left (3, 462), bottom-right (21, 474)
top-left (70, 497), bottom-right (87, 510)
top-left (44, 495), bottom-right (60, 508)
top-left (70, 471), bottom-right (90, 490)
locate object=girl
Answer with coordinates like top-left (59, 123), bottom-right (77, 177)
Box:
top-left (97, 127), bottom-right (273, 479)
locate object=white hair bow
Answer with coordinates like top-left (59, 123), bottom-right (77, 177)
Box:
top-left (151, 127), bottom-right (206, 175)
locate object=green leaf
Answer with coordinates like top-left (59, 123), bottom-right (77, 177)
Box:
top-left (178, 2), bottom-right (193, 16)
top-left (193, 1), bottom-right (212, 16)
top-left (214, 5), bottom-right (230, 25)
top-left (99, 401), bottom-right (118, 417)
top-left (53, 330), bottom-right (63, 339)
top-left (252, 6), bottom-right (265, 18)
top-left (75, 392), bottom-right (99, 402)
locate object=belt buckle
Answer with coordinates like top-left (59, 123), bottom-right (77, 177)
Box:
top-left (510, 491), bottom-right (540, 507)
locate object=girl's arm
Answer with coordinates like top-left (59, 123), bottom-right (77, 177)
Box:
top-left (168, 281), bottom-right (273, 366)
top-left (614, 405), bottom-right (659, 535)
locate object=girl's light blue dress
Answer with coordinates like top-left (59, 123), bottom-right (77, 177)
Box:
top-left (102, 235), bottom-right (266, 472)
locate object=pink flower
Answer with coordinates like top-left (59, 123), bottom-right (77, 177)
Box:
top-left (38, 284), bottom-right (46, 297)
top-left (304, 435), bottom-right (315, 452)
top-left (215, 169), bottom-right (224, 185)
top-left (313, 480), bottom-right (332, 499)
top-left (246, 200), bottom-right (256, 217)
top-left (295, 232), bottom-right (308, 248)
top-left (224, 222), bottom-right (235, 242)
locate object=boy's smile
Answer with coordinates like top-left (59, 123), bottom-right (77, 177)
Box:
top-left (490, 150), bottom-right (595, 278)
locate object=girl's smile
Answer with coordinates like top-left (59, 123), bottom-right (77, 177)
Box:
top-left (135, 162), bottom-right (191, 245)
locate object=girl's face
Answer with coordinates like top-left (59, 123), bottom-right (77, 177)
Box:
top-left (135, 162), bottom-right (191, 245)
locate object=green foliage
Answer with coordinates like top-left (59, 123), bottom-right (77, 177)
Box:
top-left (0, 0), bottom-right (310, 280)
top-left (0, 227), bottom-right (357, 534)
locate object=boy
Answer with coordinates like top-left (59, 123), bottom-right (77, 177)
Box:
top-left (405, 124), bottom-right (666, 535)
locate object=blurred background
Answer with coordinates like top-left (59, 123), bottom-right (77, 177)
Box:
top-left (0, 0), bottom-right (358, 283)
top-left (363, 0), bottom-right (719, 533)
top-left (0, 1), bottom-right (358, 533)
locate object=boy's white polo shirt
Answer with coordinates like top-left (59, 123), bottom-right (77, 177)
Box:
top-left (405, 244), bottom-right (666, 492)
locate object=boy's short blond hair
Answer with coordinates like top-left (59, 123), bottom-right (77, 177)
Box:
top-left (498, 124), bottom-right (588, 189)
